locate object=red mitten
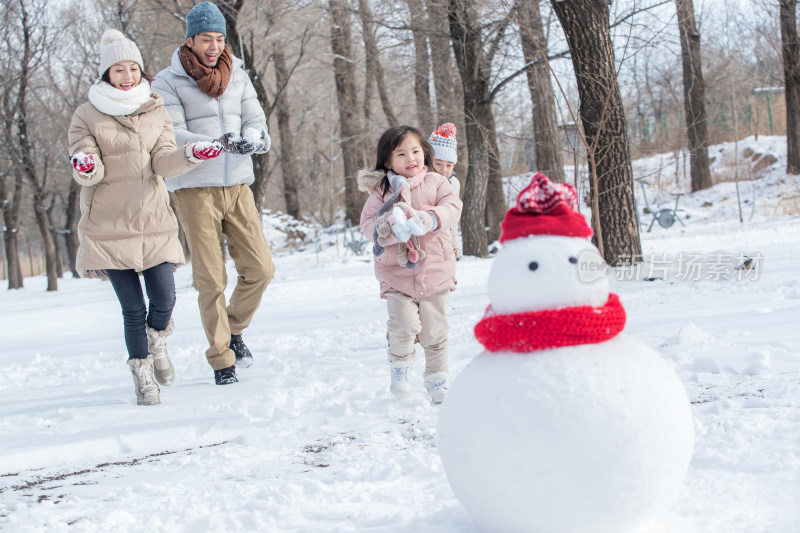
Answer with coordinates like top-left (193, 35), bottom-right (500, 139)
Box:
top-left (71, 153), bottom-right (96, 175)
top-left (192, 142), bottom-right (223, 160)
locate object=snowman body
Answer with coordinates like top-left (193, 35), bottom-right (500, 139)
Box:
top-left (438, 336), bottom-right (694, 533)
top-left (437, 228), bottom-right (694, 533)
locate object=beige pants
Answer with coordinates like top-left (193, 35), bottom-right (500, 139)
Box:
top-left (386, 289), bottom-right (449, 376)
top-left (174, 184), bottom-right (275, 370)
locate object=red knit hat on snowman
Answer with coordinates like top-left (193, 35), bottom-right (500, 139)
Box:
top-left (475, 173), bottom-right (626, 353)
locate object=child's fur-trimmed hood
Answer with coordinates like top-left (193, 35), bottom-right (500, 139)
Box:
top-left (357, 168), bottom-right (386, 192)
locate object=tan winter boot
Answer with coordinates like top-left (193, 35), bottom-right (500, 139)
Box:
top-left (128, 355), bottom-right (161, 406)
top-left (147, 319), bottom-right (175, 386)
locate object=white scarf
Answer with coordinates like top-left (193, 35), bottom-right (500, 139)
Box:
top-left (88, 79), bottom-right (151, 116)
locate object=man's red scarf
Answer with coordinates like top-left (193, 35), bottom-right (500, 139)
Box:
top-left (474, 293), bottom-right (626, 353)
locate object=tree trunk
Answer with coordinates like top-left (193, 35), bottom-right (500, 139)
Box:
top-left (406, 0), bottom-right (434, 133)
top-left (31, 187), bottom-right (58, 290)
top-left (448, 0), bottom-right (494, 257)
top-left (550, 0), bottom-right (641, 266)
top-left (486, 123), bottom-right (506, 244)
top-left (357, 0), bottom-right (398, 126)
top-left (780, 0), bottom-right (800, 174)
top-left (273, 48), bottom-right (301, 219)
top-left (675, 0), bottom-right (712, 192)
top-left (516, 0), bottom-right (565, 183)
top-left (64, 179), bottom-right (81, 278)
top-left (426, 0), bottom-right (467, 181)
top-left (0, 175), bottom-right (24, 289)
top-left (220, 0), bottom-right (272, 211)
top-left (14, 4), bottom-right (57, 290)
top-left (45, 194), bottom-right (65, 278)
top-left (330, 0), bottom-right (367, 224)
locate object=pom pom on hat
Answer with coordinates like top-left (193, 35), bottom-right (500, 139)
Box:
top-left (101, 29), bottom-right (125, 47)
top-left (500, 173), bottom-right (593, 242)
top-left (98, 29), bottom-right (144, 77)
top-left (428, 123), bottom-right (458, 163)
top-left (186, 2), bottom-right (228, 39)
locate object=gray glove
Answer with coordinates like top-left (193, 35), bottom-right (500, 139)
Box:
top-left (212, 133), bottom-right (261, 156)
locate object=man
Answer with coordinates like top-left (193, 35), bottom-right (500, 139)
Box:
top-left (152, 1), bottom-right (275, 385)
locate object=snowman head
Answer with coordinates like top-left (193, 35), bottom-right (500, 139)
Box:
top-left (488, 173), bottom-right (609, 314)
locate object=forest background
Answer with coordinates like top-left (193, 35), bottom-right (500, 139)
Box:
top-left (0, 0), bottom-right (794, 290)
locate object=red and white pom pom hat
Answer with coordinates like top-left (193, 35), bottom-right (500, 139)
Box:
top-left (500, 173), bottom-right (593, 242)
top-left (428, 123), bottom-right (458, 164)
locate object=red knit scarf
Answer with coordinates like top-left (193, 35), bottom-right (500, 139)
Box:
top-left (474, 293), bottom-right (626, 353)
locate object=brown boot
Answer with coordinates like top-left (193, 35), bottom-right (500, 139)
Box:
top-left (128, 355), bottom-right (161, 406)
top-left (147, 319), bottom-right (175, 386)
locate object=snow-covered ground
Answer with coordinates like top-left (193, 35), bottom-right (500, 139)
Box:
top-left (1, 136), bottom-right (799, 532)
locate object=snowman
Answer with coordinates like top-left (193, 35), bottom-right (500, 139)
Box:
top-left (437, 174), bottom-right (694, 533)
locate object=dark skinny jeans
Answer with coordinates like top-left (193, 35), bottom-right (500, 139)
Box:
top-left (106, 262), bottom-right (176, 360)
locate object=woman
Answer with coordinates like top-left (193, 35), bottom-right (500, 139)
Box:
top-left (68, 30), bottom-right (222, 405)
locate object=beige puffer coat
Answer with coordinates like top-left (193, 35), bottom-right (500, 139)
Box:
top-left (68, 94), bottom-right (198, 276)
top-left (359, 168), bottom-right (462, 299)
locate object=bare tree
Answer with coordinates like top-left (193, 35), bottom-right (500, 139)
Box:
top-left (514, 0), bottom-right (565, 183)
top-left (425, 0), bottom-right (467, 180)
top-left (273, 47), bottom-right (301, 218)
top-left (447, 0), bottom-right (513, 256)
top-left (329, 0), bottom-right (366, 224)
top-left (2, 0), bottom-right (58, 290)
top-left (0, 164), bottom-right (24, 288)
top-left (0, 3), bottom-right (27, 288)
top-left (675, 0), bottom-right (712, 191)
top-left (357, 0), bottom-right (398, 126)
top-left (550, 0), bottom-right (641, 266)
top-left (780, 0), bottom-right (800, 174)
top-left (405, 0), bottom-right (434, 133)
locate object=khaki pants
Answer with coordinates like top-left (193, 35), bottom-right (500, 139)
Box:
top-left (174, 184), bottom-right (275, 369)
top-left (386, 289), bottom-right (449, 376)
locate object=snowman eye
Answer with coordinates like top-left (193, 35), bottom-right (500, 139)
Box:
top-left (569, 256), bottom-right (578, 264)
top-left (528, 262), bottom-right (539, 271)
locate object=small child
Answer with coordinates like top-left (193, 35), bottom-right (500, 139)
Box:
top-left (358, 126), bottom-right (463, 403)
top-left (428, 123), bottom-right (463, 259)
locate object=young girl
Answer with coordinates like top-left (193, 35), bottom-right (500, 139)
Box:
top-left (428, 123), bottom-right (463, 259)
top-left (68, 30), bottom-right (222, 405)
top-left (358, 126), bottom-right (462, 403)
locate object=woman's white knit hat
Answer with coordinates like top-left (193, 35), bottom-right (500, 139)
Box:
top-left (98, 29), bottom-right (144, 77)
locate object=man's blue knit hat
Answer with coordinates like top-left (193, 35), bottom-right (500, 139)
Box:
top-left (186, 2), bottom-right (227, 39)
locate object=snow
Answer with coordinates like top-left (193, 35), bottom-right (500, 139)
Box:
top-left (1, 136), bottom-right (800, 531)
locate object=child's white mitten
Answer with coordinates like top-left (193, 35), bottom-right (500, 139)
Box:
top-left (407, 210), bottom-right (436, 236)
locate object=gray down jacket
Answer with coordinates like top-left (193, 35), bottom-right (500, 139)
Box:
top-left (152, 48), bottom-right (270, 191)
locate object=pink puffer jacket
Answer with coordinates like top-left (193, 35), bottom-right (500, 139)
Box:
top-left (359, 168), bottom-right (463, 299)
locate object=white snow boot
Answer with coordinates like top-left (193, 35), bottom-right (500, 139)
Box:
top-left (389, 360), bottom-right (413, 396)
top-left (147, 319), bottom-right (175, 386)
top-left (424, 372), bottom-right (449, 404)
top-left (128, 355), bottom-right (160, 406)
